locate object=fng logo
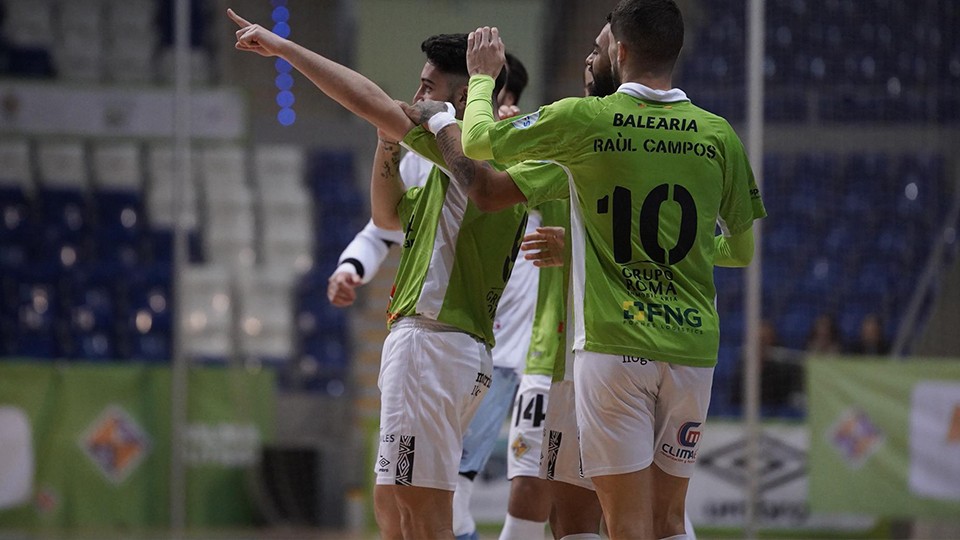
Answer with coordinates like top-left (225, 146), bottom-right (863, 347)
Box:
top-left (678, 422), bottom-right (702, 448)
top-left (623, 300), bottom-right (645, 321)
top-left (622, 300), bottom-right (702, 327)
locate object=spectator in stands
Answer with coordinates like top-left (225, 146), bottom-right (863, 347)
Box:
top-left (849, 313), bottom-right (890, 355)
top-left (733, 319), bottom-right (803, 411)
top-left (805, 313), bottom-right (843, 355)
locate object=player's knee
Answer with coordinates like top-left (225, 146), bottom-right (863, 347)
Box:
top-left (652, 508), bottom-right (686, 539)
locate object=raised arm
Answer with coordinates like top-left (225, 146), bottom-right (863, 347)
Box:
top-left (228, 8), bottom-right (413, 142)
top-left (399, 100), bottom-right (524, 213)
top-left (461, 27), bottom-right (506, 160)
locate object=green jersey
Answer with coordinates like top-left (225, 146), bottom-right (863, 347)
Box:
top-left (469, 78), bottom-right (767, 367)
top-left (521, 199), bottom-right (570, 381)
top-left (387, 126), bottom-right (528, 347)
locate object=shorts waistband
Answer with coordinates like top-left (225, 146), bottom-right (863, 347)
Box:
top-left (392, 315), bottom-right (475, 337)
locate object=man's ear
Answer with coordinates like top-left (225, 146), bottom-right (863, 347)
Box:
top-left (617, 41), bottom-right (627, 69)
top-left (452, 84), bottom-right (469, 118)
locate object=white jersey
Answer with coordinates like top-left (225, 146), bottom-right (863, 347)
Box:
top-left (336, 152), bottom-right (432, 282)
top-left (491, 210), bottom-right (541, 372)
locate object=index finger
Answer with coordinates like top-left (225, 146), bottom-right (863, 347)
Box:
top-left (226, 8), bottom-right (252, 28)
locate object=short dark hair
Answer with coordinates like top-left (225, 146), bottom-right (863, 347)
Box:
top-left (610, 0), bottom-right (684, 71)
top-left (421, 33), bottom-right (508, 96)
top-left (421, 33), bottom-right (469, 77)
top-left (504, 52), bottom-right (528, 104)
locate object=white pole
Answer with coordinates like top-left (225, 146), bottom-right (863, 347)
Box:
top-left (744, 0), bottom-right (765, 538)
top-left (170, 0), bottom-right (191, 530)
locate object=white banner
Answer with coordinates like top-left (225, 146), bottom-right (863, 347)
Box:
top-left (688, 422), bottom-right (876, 531)
top-left (472, 421), bottom-right (877, 533)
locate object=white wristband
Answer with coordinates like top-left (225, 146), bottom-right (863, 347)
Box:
top-left (426, 102), bottom-right (458, 134)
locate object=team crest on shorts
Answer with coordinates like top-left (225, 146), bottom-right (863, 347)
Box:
top-left (511, 434), bottom-right (530, 459)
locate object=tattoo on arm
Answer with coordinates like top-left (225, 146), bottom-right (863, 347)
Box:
top-left (436, 127), bottom-right (476, 189)
top-left (413, 101), bottom-right (450, 124)
top-left (378, 140), bottom-right (401, 181)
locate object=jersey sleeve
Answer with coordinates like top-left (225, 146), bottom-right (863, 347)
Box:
top-left (402, 125), bottom-right (448, 170)
top-left (506, 161), bottom-right (570, 209)
top-left (717, 125), bottom-right (767, 236)
top-left (336, 218), bottom-right (403, 284)
top-left (487, 97), bottom-right (592, 166)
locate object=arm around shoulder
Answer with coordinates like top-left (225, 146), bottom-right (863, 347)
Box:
top-left (434, 123), bottom-right (526, 213)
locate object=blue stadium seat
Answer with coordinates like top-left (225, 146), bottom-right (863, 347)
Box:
top-left (123, 264), bottom-right (173, 362)
top-left (144, 227), bottom-right (204, 264)
top-left (720, 309), bottom-right (744, 347)
top-left (127, 330), bottom-right (171, 362)
top-left (9, 265), bottom-right (65, 358)
top-left (94, 231), bottom-right (145, 270)
top-left (35, 187), bottom-right (89, 238)
top-left (709, 344), bottom-right (741, 418)
top-left (93, 189), bottom-right (144, 240)
top-left (0, 187), bottom-right (33, 269)
top-left (778, 306), bottom-right (816, 350)
top-left (6, 46), bottom-right (55, 78)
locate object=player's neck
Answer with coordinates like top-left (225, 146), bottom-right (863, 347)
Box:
top-left (620, 66), bottom-right (674, 91)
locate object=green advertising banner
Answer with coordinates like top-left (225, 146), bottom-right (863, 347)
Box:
top-left (808, 357), bottom-right (960, 518)
top-left (0, 361), bottom-right (274, 528)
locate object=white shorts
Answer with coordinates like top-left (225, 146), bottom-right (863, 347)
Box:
top-left (460, 366), bottom-right (520, 474)
top-left (539, 379), bottom-right (594, 490)
top-left (574, 351), bottom-right (713, 479)
top-left (375, 317), bottom-right (493, 491)
top-left (506, 374), bottom-right (552, 480)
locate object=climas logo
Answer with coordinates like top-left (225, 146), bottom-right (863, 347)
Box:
top-left (661, 421), bottom-right (703, 464)
top-left (678, 421), bottom-right (702, 448)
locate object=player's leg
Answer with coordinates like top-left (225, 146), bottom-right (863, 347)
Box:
top-left (650, 464), bottom-right (689, 538)
top-left (574, 351), bottom-right (663, 540)
top-left (649, 363), bottom-right (713, 539)
top-left (590, 469), bottom-right (653, 539)
top-left (539, 378), bottom-right (602, 539)
top-left (500, 475), bottom-right (551, 539)
top-left (374, 318), bottom-right (493, 536)
top-left (500, 373), bottom-right (553, 539)
top-left (549, 480), bottom-right (603, 539)
top-left (456, 366), bottom-right (521, 539)
top-left (375, 484), bottom-right (453, 538)
top-left (389, 484), bottom-right (455, 538)
top-left (373, 484), bottom-right (403, 540)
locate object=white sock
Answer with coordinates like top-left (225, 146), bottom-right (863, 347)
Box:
top-left (452, 475), bottom-right (476, 536)
top-left (499, 514), bottom-right (546, 540)
top-left (560, 534), bottom-right (601, 540)
top-left (685, 510), bottom-right (696, 540)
